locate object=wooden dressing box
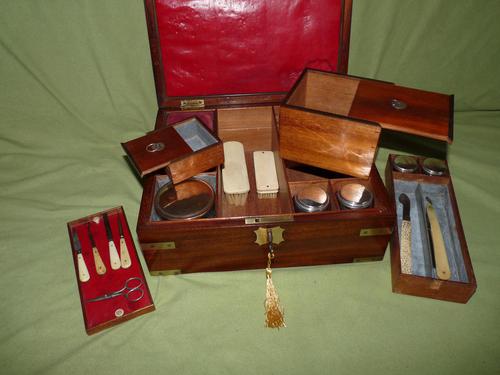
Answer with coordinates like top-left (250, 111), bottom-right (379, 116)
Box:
top-left (131, 0), bottom-right (453, 276)
top-left (385, 155), bottom-right (476, 303)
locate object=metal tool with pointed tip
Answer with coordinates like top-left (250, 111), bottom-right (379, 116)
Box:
top-left (117, 215), bottom-right (132, 269)
top-left (88, 223), bottom-right (106, 275)
top-left (425, 197), bottom-right (451, 280)
top-left (398, 193), bottom-right (412, 274)
top-left (72, 229), bottom-right (90, 282)
top-left (103, 213), bottom-right (121, 270)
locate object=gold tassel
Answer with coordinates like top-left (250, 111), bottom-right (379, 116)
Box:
top-left (264, 253), bottom-right (285, 328)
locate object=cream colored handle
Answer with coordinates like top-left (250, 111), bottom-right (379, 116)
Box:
top-left (400, 220), bottom-right (412, 274)
top-left (120, 237), bottom-right (132, 269)
top-left (92, 247), bottom-right (106, 275)
top-left (108, 241), bottom-right (121, 270)
top-left (427, 204), bottom-right (451, 280)
top-left (77, 253), bottom-right (90, 282)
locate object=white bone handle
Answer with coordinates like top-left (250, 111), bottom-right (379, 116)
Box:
top-left (427, 204), bottom-right (451, 280)
top-left (77, 253), bottom-right (90, 282)
top-left (92, 246), bottom-right (106, 275)
top-left (120, 237), bottom-right (132, 269)
top-left (108, 240), bottom-right (121, 270)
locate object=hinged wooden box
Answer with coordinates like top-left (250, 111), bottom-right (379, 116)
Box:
top-left (280, 69), bottom-right (454, 178)
top-left (131, 0), bottom-right (400, 275)
top-left (122, 116), bottom-right (224, 183)
top-left (385, 155), bottom-right (476, 303)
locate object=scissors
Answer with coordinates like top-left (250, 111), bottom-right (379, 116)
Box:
top-left (86, 277), bottom-right (145, 303)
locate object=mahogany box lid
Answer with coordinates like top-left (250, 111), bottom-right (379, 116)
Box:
top-left (144, 0), bottom-right (353, 109)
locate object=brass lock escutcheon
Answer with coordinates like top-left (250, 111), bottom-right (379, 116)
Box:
top-left (254, 226), bottom-right (285, 247)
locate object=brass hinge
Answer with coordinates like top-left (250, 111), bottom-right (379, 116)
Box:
top-left (150, 269), bottom-right (181, 276)
top-left (180, 99), bottom-right (205, 110)
top-left (353, 256), bottom-right (384, 263)
top-left (140, 241), bottom-right (176, 251)
top-left (359, 227), bottom-right (393, 237)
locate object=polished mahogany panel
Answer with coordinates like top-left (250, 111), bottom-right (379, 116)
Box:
top-left (154, 0), bottom-right (344, 98)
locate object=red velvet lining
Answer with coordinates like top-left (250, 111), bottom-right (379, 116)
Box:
top-left (155, 0), bottom-right (342, 97)
top-left (69, 209), bottom-right (153, 333)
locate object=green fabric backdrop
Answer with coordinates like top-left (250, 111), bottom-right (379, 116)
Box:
top-left (1, 1), bottom-right (499, 374)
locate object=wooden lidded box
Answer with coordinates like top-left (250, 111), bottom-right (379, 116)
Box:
top-left (122, 116), bottom-right (224, 184)
top-left (385, 155), bottom-right (476, 303)
top-left (134, 0), bottom-right (398, 275)
top-left (280, 69), bottom-right (454, 178)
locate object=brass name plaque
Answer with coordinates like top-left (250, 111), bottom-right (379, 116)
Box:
top-left (141, 241), bottom-right (176, 250)
top-left (359, 227), bottom-right (393, 237)
top-left (180, 99), bottom-right (205, 110)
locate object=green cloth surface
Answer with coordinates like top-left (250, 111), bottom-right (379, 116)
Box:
top-left (1, 1), bottom-right (499, 374)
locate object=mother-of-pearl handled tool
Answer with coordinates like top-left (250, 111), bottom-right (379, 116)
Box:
top-left (398, 193), bottom-right (412, 274)
top-left (87, 223), bottom-right (106, 275)
top-left (117, 215), bottom-right (131, 269)
top-left (426, 197), bottom-right (451, 280)
top-left (103, 213), bottom-right (121, 270)
top-left (72, 229), bottom-right (90, 282)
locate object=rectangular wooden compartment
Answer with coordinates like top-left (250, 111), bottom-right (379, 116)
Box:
top-left (385, 154), bottom-right (476, 303)
top-left (280, 69), bottom-right (454, 178)
top-left (137, 106), bottom-right (395, 275)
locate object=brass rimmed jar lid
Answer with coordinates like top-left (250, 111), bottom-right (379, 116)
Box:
top-left (337, 183), bottom-right (373, 210)
top-left (293, 186), bottom-right (330, 213)
top-left (154, 178), bottom-right (215, 220)
top-left (393, 155), bottom-right (418, 173)
top-left (422, 158), bottom-right (448, 176)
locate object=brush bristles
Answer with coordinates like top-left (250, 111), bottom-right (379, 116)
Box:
top-left (225, 192), bottom-right (248, 206)
top-left (257, 192), bottom-right (278, 199)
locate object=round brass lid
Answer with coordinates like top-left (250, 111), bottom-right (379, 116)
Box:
top-left (337, 183), bottom-right (373, 210)
top-left (154, 178), bottom-right (215, 220)
top-left (393, 155), bottom-right (418, 173)
top-left (422, 158), bottom-right (447, 176)
top-left (294, 186), bottom-right (330, 212)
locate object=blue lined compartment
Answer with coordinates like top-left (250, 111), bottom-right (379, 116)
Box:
top-left (173, 118), bottom-right (218, 152)
top-left (394, 180), bottom-right (468, 282)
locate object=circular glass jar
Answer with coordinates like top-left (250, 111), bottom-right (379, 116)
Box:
top-left (154, 178), bottom-right (215, 220)
top-left (422, 158), bottom-right (447, 176)
top-left (337, 183), bottom-right (373, 210)
top-left (393, 155), bottom-right (418, 173)
top-left (293, 186), bottom-right (330, 213)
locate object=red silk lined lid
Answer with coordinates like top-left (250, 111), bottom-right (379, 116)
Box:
top-left (145, 0), bottom-right (351, 107)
